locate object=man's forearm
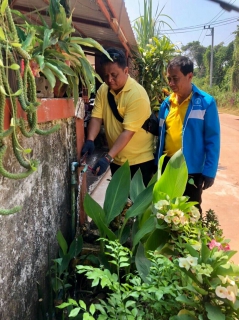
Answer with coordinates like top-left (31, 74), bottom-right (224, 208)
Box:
top-left (108, 130), bottom-right (135, 159)
top-left (86, 117), bottom-right (102, 141)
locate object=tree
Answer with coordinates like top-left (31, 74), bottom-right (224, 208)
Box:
top-left (181, 41), bottom-right (206, 76)
top-left (232, 27), bottom-right (239, 92)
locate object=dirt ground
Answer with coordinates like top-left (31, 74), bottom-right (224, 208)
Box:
top-left (202, 112), bottom-right (239, 264)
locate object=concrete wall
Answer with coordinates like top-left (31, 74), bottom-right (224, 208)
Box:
top-left (0, 118), bottom-right (77, 320)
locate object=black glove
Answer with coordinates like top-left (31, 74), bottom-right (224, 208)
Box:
top-left (81, 140), bottom-right (95, 156)
top-left (92, 157), bottom-right (109, 176)
top-left (202, 175), bottom-right (215, 190)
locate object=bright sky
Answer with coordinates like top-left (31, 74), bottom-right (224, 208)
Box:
top-left (124, 0), bottom-right (239, 48)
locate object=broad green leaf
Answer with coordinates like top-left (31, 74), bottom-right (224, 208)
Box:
top-left (130, 169), bottom-right (145, 202)
top-left (133, 216), bottom-right (155, 248)
top-left (83, 193), bottom-right (106, 235)
top-left (47, 58), bottom-right (75, 76)
top-left (125, 183), bottom-right (154, 220)
top-left (12, 89), bottom-right (22, 97)
top-left (56, 230), bottom-right (68, 255)
top-left (56, 302), bottom-right (72, 309)
top-left (205, 303), bottom-right (225, 320)
top-left (68, 234), bottom-right (83, 259)
top-left (42, 67), bottom-right (56, 89)
top-left (0, 59), bottom-right (3, 67)
top-left (144, 229), bottom-right (169, 253)
top-left (45, 62), bottom-right (68, 84)
top-left (153, 150), bottom-right (187, 202)
top-left (135, 242), bottom-right (151, 282)
top-left (103, 162), bottom-right (130, 224)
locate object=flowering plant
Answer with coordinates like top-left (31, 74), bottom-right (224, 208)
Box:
top-left (147, 150), bottom-right (239, 319)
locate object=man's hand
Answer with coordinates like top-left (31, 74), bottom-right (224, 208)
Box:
top-left (81, 140), bottom-right (95, 156)
top-left (92, 157), bottom-right (110, 176)
top-left (202, 175), bottom-right (215, 190)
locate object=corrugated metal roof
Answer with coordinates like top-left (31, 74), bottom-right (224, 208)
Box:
top-left (11, 0), bottom-right (138, 55)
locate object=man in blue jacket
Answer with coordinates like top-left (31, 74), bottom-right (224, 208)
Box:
top-left (156, 56), bottom-right (220, 214)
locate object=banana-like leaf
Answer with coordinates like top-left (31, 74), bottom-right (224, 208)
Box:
top-left (144, 228), bottom-right (169, 253)
top-left (135, 242), bottom-right (151, 283)
top-left (83, 194), bottom-right (116, 241)
top-left (153, 150), bottom-right (187, 203)
top-left (133, 216), bottom-right (155, 248)
top-left (103, 162), bottom-right (130, 225)
top-left (130, 169), bottom-right (145, 202)
top-left (125, 183), bottom-right (154, 220)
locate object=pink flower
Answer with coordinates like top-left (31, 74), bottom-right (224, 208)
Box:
top-left (222, 244), bottom-right (230, 251)
top-left (208, 239), bottom-right (221, 250)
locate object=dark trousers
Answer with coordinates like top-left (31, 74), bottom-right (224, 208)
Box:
top-left (162, 156), bottom-right (203, 214)
top-left (110, 159), bottom-right (155, 187)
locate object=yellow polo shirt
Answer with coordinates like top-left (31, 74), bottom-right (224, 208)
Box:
top-left (92, 76), bottom-right (154, 166)
top-left (164, 92), bottom-right (192, 157)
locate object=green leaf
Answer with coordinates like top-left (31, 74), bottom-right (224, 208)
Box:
top-left (69, 307), bottom-right (81, 317)
top-left (133, 216), bottom-right (155, 248)
top-left (125, 183), bottom-right (154, 220)
top-left (176, 294), bottom-right (198, 307)
top-left (103, 161), bottom-right (130, 224)
top-left (10, 42), bottom-right (22, 47)
top-left (0, 59), bottom-right (3, 67)
top-left (1, 0), bottom-right (8, 15)
top-left (89, 303), bottom-right (96, 315)
top-left (45, 62), bottom-right (68, 84)
top-left (9, 64), bottom-right (20, 70)
top-left (12, 89), bottom-right (22, 97)
top-left (135, 242), bottom-right (151, 282)
top-left (23, 148), bottom-right (32, 154)
top-left (153, 150), bottom-right (188, 202)
top-left (145, 229), bottom-right (169, 253)
top-left (56, 230), bottom-right (68, 255)
top-left (83, 194), bottom-right (116, 240)
top-left (79, 300), bottom-right (86, 310)
top-left (205, 303), bottom-right (225, 320)
top-left (0, 85), bottom-right (7, 95)
top-left (68, 234), bottom-right (83, 259)
top-left (130, 168), bottom-right (145, 202)
top-left (56, 302), bottom-right (72, 309)
top-left (42, 67), bottom-right (56, 89)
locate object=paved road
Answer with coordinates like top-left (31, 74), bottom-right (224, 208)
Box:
top-left (202, 112), bottom-right (239, 264)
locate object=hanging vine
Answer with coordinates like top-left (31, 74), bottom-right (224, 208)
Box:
top-left (0, 1), bottom-right (60, 215)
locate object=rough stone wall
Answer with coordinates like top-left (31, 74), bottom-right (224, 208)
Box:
top-left (0, 118), bottom-right (76, 320)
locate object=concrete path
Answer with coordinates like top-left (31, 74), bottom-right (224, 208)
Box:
top-left (91, 112), bottom-right (239, 264)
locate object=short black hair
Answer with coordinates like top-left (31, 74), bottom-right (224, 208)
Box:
top-left (167, 56), bottom-right (194, 75)
top-left (100, 47), bottom-right (127, 69)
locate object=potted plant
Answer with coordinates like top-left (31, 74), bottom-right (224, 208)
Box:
top-left (14, 0), bottom-right (111, 105)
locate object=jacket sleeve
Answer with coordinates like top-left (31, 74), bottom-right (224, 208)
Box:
top-left (203, 97), bottom-right (220, 178)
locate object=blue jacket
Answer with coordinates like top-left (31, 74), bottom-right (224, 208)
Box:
top-left (157, 83), bottom-right (220, 178)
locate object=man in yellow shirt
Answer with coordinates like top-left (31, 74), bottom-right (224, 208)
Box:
top-left (81, 48), bottom-right (154, 186)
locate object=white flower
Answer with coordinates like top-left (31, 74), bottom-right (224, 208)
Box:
top-left (226, 285), bottom-right (238, 303)
top-left (172, 216), bottom-right (180, 225)
top-left (166, 210), bottom-right (175, 217)
top-left (164, 215), bottom-right (172, 223)
top-left (178, 257), bottom-right (190, 271)
top-left (186, 255), bottom-right (198, 267)
top-left (180, 216), bottom-right (188, 225)
top-left (218, 275), bottom-right (235, 285)
top-left (215, 285), bottom-right (228, 299)
top-left (156, 213), bottom-right (164, 220)
top-left (154, 200), bottom-right (169, 210)
top-left (190, 206), bottom-right (200, 221)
